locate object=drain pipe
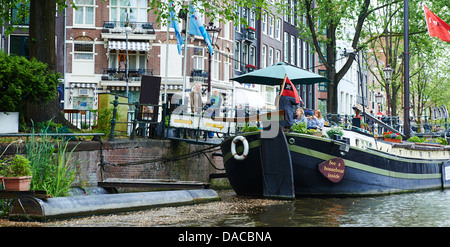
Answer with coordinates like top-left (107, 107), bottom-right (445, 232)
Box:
top-left (9, 189), bottom-right (219, 221)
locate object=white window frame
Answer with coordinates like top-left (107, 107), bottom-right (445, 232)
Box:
top-left (235, 41), bottom-right (241, 71)
top-left (262, 11), bottom-right (267, 35)
top-left (268, 14), bottom-right (274, 38)
top-left (268, 47), bottom-right (274, 66)
top-left (110, 0), bottom-right (148, 23)
top-left (250, 45), bottom-right (256, 66)
top-left (193, 47), bottom-right (204, 70)
top-left (261, 45), bottom-right (267, 68)
top-left (74, 0), bottom-right (95, 26)
top-left (284, 32), bottom-right (289, 63)
top-left (73, 42), bottom-right (94, 60)
top-left (275, 18), bottom-right (281, 40)
top-left (290, 35), bottom-right (295, 65)
top-left (275, 50), bottom-right (281, 64)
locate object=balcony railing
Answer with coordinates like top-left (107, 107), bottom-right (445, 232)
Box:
top-left (102, 21), bottom-right (155, 35)
top-left (101, 68), bottom-right (154, 81)
top-left (190, 69), bottom-right (208, 83)
top-left (243, 28), bottom-right (256, 41)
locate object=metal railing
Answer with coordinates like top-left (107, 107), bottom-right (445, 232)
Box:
top-left (102, 21), bottom-right (155, 34)
top-left (324, 112), bottom-right (449, 138)
top-left (63, 109), bottom-right (98, 130)
top-left (101, 68), bottom-right (154, 81)
top-left (108, 94), bottom-right (164, 141)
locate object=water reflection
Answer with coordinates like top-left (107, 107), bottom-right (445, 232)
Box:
top-left (242, 190), bottom-right (450, 227)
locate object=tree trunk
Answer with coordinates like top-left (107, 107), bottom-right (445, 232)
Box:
top-left (27, 0), bottom-right (75, 128)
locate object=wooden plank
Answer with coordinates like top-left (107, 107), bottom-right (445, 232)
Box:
top-left (98, 178), bottom-right (210, 190)
top-left (212, 110), bottom-right (285, 123)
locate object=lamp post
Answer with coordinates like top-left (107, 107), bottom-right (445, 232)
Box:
top-left (205, 21), bottom-right (221, 97)
top-left (375, 91), bottom-right (384, 113)
top-left (125, 25), bottom-right (132, 102)
top-left (383, 66), bottom-right (393, 116)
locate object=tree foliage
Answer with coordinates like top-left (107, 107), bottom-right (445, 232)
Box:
top-left (0, 51), bottom-right (60, 113)
top-left (362, 0), bottom-right (450, 117)
top-left (148, 0), bottom-right (269, 26)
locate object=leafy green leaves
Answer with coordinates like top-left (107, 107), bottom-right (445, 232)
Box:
top-left (0, 51), bottom-right (60, 113)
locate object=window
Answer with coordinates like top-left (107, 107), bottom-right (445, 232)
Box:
top-left (110, 0), bottom-right (148, 24)
top-left (243, 43), bottom-right (248, 66)
top-left (268, 14), bottom-right (274, 37)
top-left (109, 52), bottom-right (146, 70)
top-left (284, 0), bottom-right (289, 21)
top-left (318, 70), bottom-right (327, 92)
top-left (249, 46), bottom-right (256, 66)
top-left (249, 10), bottom-right (256, 28)
top-left (74, 0), bottom-right (95, 26)
top-left (234, 41), bottom-right (241, 71)
top-left (290, 0), bottom-right (295, 24)
top-left (284, 32), bottom-right (289, 63)
top-left (265, 86), bottom-right (274, 104)
top-left (11, 3), bottom-right (29, 26)
top-left (10, 35), bottom-right (29, 58)
top-left (212, 52), bottom-right (219, 80)
top-left (261, 45), bottom-right (267, 68)
top-left (275, 18), bottom-right (281, 40)
top-left (74, 43), bottom-right (94, 60)
top-left (262, 11), bottom-right (267, 34)
top-left (224, 52), bottom-right (230, 81)
top-left (193, 47), bottom-right (204, 70)
top-left (319, 42), bottom-right (327, 63)
top-left (268, 47), bottom-right (274, 66)
top-left (275, 50), bottom-right (281, 64)
top-left (290, 35), bottom-right (295, 65)
top-left (303, 41), bottom-right (308, 69)
top-left (297, 38), bottom-right (302, 67)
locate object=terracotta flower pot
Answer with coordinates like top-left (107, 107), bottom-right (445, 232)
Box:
top-left (384, 138), bottom-right (402, 143)
top-left (3, 176), bottom-right (32, 191)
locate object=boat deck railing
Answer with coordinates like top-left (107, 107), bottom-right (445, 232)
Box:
top-left (324, 113), bottom-right (449, 138)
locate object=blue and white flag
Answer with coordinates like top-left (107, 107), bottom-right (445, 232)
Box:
top-left (170, 2), bottom-right (184, 55)
top-left (190, 5), bottom-right (214, 55)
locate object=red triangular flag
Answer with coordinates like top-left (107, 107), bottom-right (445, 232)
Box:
top-left (281, 76), bottom-right (302, 104)
top-left (423, 4), bottom-right (450, 42)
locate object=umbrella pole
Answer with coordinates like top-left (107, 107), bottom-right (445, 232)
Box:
top-left (276, 74), bottom-right (287, 109)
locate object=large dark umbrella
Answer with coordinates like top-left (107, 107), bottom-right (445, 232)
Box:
top-left (231, 62), bottom-right (329, 85)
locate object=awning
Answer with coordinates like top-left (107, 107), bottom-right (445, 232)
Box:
top-left (108, 40), bottom-right (150, 51)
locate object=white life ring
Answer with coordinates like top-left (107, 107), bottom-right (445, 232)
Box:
top-left (231, 136), bottom-right (249, 161)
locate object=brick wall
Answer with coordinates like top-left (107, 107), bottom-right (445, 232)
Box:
top-left (0, 139), bottom-right (224, 187)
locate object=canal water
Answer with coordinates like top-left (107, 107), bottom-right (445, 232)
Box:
top-left (47, 189), bottom-right (450, 227)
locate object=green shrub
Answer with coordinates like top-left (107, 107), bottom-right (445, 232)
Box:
top-left (0, 154), bottom-right (32, 177)
top-left (26, 126), bottom-right (79, 197)
top-left (0, 51), bottom-right (60, 114)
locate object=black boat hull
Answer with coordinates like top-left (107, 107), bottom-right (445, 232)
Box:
top-left (221, 131), bottom-right (449, 197)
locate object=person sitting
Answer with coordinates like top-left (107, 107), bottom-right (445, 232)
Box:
top-left (307, 110), bottom-right (325, 129)
top-left (293, 107), bottom-right (307, 125)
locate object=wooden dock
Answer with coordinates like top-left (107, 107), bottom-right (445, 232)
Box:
top-left (98, 178), bottom-right (210, 190)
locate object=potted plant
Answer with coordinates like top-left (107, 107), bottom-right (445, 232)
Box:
top-left (0, 154), bottom-right (32, 191)
top-left (383, 131), bottom-right (402, 143)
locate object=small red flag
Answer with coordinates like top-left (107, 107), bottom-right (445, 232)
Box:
top-left (281, 76), bottom-right (302, 104)
top-left (423, 4), bottom-right (450, 42)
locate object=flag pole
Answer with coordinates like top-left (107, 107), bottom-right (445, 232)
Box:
top-left (276, 74), bottom-right (287, 109)
top-left (403, 0), bottom-right (411, 139)
top-left (164, 4), bottom-right (171, 105)
top-left (181, 0), bottom-right (191, 107)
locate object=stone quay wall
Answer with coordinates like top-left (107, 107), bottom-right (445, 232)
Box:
top-left (0, 138), bottom-right (225, 187)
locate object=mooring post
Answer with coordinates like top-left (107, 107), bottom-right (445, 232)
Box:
top-left (130, 102), bottom-right (139, 140)
top-left (109, 94), bottom-right (119, 141)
